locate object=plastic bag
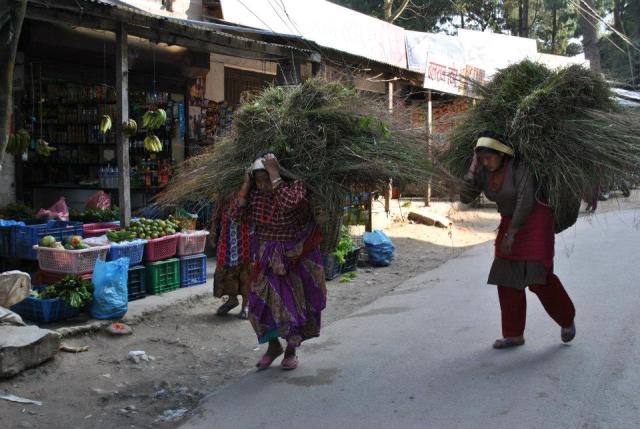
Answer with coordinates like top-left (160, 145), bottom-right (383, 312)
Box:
top-left (90, 257), bottom-right (129, 320)
top-left (363, 230), bottom-right (395, 267)
top-left (85, 190), bottom-right (111, 210)
top-left (36, 197), bottom-right (69, 221)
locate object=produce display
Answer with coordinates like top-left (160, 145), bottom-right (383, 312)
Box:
top-left (142, 108), bottom-right (167, 152)
top-left (38, 234), bottom-right (89, 250)
top-left (106, 217), bottom-right (181, 242)
top-left (32, 275), bottom-right (94, 308)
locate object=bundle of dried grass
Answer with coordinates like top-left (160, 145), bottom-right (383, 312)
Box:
top-left (440, 60), bottom-right (640, 232)
top-left (158, 79), bottom-right (436, 252)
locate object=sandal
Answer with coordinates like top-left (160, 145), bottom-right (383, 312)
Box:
top-left (256, 348), bottom-right (283, 371)
top-left (561, 323), bottom-right (576, 343)
top-left (216, 300), bottom-right (239, 316)
top-left (492, 336), bottom-right (525, 349)
top-left (280, 354), bottom-right (298, 371)
top-left (238, 306), bottom-right (249, 320)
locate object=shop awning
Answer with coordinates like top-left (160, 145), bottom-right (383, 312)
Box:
top-left (25, 0), bottom-right (319, 62)
top-left (218, 0), bottom-right (408, 69)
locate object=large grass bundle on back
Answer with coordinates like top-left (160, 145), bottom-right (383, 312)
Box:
top-left (440, 60), bottom-right (640, 232)
top-left (158, 79), bottom-right (435, 253)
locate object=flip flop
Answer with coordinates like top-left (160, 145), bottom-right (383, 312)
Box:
top-left (492, 337), bottom-right (525, 349)
top-left (256, 349), bottom-right (283, 371)
top-left (216, 301), bottom-right (239, 315)
top-left (280, 354), bottom-right (298, 370)
top-left (238, 306), bottom-right (249, 320)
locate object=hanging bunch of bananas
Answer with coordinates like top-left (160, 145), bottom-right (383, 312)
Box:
top-left (122, 118), bottom-right (138, 136)
top-left (143, 133), bottom-right (162, 152)
top-left (142, 108), bottom-right (167, 130)
top-left (36, 139), bottom-right (56, 157)
top-left (99, 114), bottom-right (112, 134)
top-left (6, 129), bottom-right (31, 155)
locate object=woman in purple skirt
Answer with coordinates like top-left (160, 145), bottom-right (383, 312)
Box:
top-left (229, 153), bottom-right (327, 370)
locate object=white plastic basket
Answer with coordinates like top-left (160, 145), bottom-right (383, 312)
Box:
top-left (33, 245), bottom-right (110, 274)
top-left (176, 230), bottom-right (210, 256)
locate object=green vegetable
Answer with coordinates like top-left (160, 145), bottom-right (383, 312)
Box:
top-left (332, 226), bottom-right (355, 264)
top-left (40, 275), bottom-right (93, 308)
top-left (339, 271), bottom-right (357, 283)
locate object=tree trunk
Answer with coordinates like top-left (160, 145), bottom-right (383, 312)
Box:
top-left (579, 0), bottom-right (601, 74)
top-left (612, 0), bottom-right (623, 33)
top-left (0, 1), bottom-right (27, 171)
top-left (551, 7), bottom-right (558, 54)
top-left (519, 0), bottom-right (529, 37)
top-left (383, 0), bottom-right (410, 22)
top-left (633, 0), bottom-right (640, 85)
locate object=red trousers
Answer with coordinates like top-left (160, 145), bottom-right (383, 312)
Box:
top-left (497, 273), bottom-right (575, 338)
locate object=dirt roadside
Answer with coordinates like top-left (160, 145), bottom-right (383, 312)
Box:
top-left (1, 194), bottom-right (638, 429)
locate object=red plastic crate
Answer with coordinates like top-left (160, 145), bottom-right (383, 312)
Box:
top-left (34, 245), bottom-right (110, 274)
top-left (176, 230), bottom-right (210, 256)
top-left (143, 234), bottom-right (178, 262)
top-left (83, 222), bottom-right (120, 238)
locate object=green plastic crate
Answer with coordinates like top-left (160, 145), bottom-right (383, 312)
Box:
top-left (145, 258), bottom-right (180, 294)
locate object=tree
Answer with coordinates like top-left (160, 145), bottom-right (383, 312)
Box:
top-left (0, 0), bottom-right (26, 171)
top-left (578, 0), bottom-right (602, 73)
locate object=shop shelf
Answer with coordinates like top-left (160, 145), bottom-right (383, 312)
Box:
top-left (34, 245), bottom-right (110, 274)
top-left (127, 265), bottom-right (146, 301)
top-left (11, 286), bottom-right (81, 323)
top-left (179, 253), bottom-right (207, 287)
top-left (143, 234), bottom-right (178, 262)
top-left (108, 239), bottom-right (147, 265)
top-left (176, 230), bottom-right (209, 256)
top-left (13, 221), bottom-right (84, 260)
top-left (145, 258), bottom-right (180, 294)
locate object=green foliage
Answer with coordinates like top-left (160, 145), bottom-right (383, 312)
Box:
top-left (339, 271), bottom-right (358, 282)
top-left (0, 201), bottom-right (35, 220)
top-left (38, 275), bottom-right (94, 308)
top-left (332, 226), bottom-right (355, 264)
top-left (69, 207), bottom-right (119, 222)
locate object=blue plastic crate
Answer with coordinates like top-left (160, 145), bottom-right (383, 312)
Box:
top-left (179, 253), bottom-right (207, 287)
top-left (14, 221), bottom-right (84, 260)
top-left (11, 286), bottom-right (81, 323)
top-left (0, 225), bottom-right (15, 258)
top-left (127, 265), bottom-right (146, 301)
top-left (108, 239), bottom-right (147, 266)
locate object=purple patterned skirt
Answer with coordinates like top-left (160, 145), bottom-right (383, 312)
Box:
top-left (248, 224), bottom-right (327, 346)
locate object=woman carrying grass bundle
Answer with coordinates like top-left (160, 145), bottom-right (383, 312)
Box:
top-left (231, 152), bottom-right (327, 370)
top-left (211, 195), bottom-right (252, 319)
top-left (461, 131), bottom-right (576, 349)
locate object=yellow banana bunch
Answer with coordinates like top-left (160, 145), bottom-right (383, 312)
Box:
top-left (122, 118), bottom-right (138, 136)
top-left (143, 134), bottom-right (162, 152)
top-left (142, 109), bottom-right (167, 130)
top-left (6, 129), bottom-right (31, 155)
top-left (100, 115), bottom-right (112, 134)
top-left (36, 139), bottom-right (56, 157)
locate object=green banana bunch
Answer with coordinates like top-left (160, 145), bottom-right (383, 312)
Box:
top-left (100, 115), bottom-right (112, 134)
top-left (143, 134), bottom-right (162, 152)
top-left (122, 118), bottom-right (138, 136)
top-left (142, 109), bottom-right (167, 130)
top-left (36, 139), bottom-right (56, 157)
top-left (6, 129), bottom-right (31, 155)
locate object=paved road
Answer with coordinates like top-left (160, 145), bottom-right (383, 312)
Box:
top-left (180, 209), bottom-right (640, 429)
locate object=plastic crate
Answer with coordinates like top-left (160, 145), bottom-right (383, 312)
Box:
top-left (35, 270), bottom-right (92, 286)
top-left (11, 286), bottom-right (81, 323)
top-left (323, 247), bottom-right (360, 280)
top-left (127, 265), bottom-right (146, 301)
top-left (143, 234), bottom-right (178, 262)
top-left (83, 222), bottom-right (120, 238)
top-left (0, 225), bottom-right (15, 258)
top-left (14, 221), bottom-right (84, 260)
top-left (179, 253), bottom-right (207, 287)
top-left (146, 258), bottom-right (180, 294)
top-left (108, 239), bottom-right (147, 265)
top-left (34, 245), bottom-right (110, 274)
top-left (176, 230), bottom-right (209, 256)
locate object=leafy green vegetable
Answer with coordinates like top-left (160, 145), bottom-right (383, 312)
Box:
top-left (332, 226), bottom-right (355, 264)
top-left (40, 275), bottom-right (94, 308)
